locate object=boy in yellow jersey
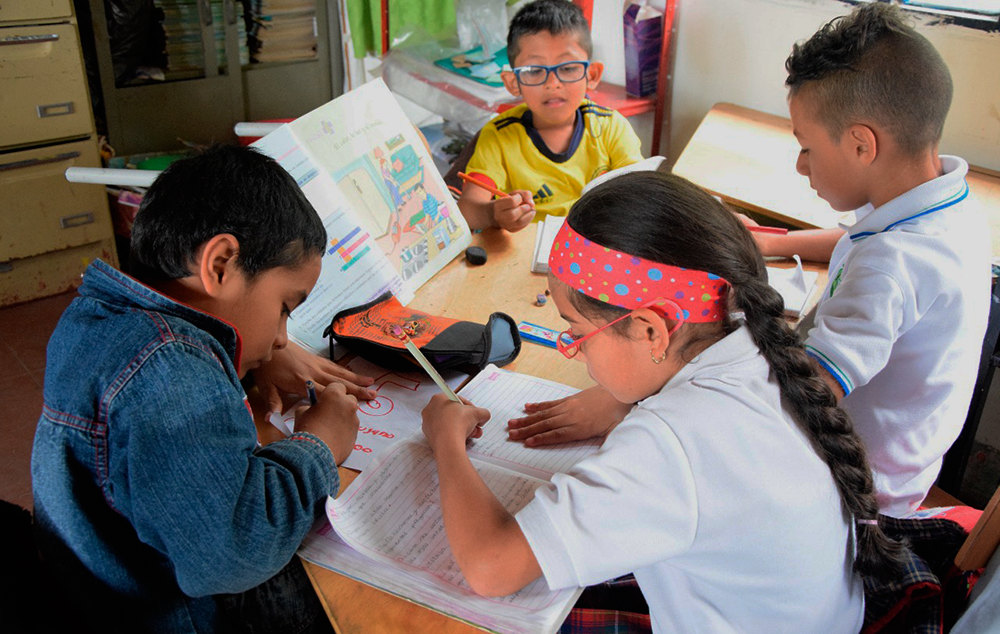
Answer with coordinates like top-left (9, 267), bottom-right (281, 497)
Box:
top-left (458, 0), bottom-right (643, 232)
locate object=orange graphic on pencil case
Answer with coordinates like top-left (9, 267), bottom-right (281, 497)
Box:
top-left (331, 294), bottom-right (458, 348)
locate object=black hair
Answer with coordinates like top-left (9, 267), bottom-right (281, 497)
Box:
top-left (129, 145), bottom-right (326, 284)
top-left (507, 0), bottom-right (593, 65)
top-left (564, 171), bottom-right (906, 581)
top-left (785, 3), bottom-right (952, 156)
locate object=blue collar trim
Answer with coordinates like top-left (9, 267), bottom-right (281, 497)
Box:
top-left (850, 181), bottom-right (969, 242)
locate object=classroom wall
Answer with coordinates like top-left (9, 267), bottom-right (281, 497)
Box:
top-left (592, 0), bottom-right (1000, 172)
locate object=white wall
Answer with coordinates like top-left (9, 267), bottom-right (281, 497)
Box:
top-left (592, 0), bottom-right (1000, 170)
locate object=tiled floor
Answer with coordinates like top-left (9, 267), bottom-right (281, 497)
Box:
top-left (0, 291), bottom-right (77, 512)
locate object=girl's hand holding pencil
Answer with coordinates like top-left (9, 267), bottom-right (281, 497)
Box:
top-left (422, 393), bottom-right (491, 451)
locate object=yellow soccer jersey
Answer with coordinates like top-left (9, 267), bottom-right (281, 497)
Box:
top-left (464, 100), bottom-right (643, 221)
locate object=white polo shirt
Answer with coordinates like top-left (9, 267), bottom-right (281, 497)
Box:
top-left (805, 156), bottom-right (992, 517)
top-left (516, 327), bottom-right (864, 634)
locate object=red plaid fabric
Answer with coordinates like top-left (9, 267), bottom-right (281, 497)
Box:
top-left (559, 575), bottom-right (652, 634)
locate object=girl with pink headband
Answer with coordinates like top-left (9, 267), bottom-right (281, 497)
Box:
top-left (420, 171), bottom-right (903, 633)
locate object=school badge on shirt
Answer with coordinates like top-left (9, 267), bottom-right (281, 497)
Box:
top-left (830, 265), bottom-right (844, 297)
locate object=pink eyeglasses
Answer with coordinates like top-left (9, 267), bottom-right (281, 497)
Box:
top-left (555, 299), bottom-right (684, 359)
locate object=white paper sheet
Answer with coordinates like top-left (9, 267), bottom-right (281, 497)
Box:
top-left (268, 357), bottom-right (467, 471)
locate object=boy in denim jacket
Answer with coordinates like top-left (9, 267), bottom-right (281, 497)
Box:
top-left (32, 146), bottom-right (359, 633)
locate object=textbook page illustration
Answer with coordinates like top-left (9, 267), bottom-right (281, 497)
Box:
top-left (268, 357), bottom-right (467, 471)
top-left (298, 367), bottom-right (599, 634)
top-left (253, 79), bottom-right (472, 353)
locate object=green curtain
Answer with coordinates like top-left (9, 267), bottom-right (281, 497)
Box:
top-left (345, 0), bottom-right (458, 57)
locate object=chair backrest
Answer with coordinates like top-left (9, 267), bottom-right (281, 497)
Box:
top-left (955, 483), bottom-right (1000, 571)
top-left (937, 280), bottom-right (1000, 494)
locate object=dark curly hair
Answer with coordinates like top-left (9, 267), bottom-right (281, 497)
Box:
top-left (564, 171), bottom-right (907, 582)
top-left (507, 0), bottom-right (592, 65)
top-left (785, 3), bottom-right (952, 156)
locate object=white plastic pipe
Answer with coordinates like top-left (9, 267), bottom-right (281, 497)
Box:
top-left (234, 122), bottom-right (282, 138)
top-left (64, 167), bottom-right (159, 187)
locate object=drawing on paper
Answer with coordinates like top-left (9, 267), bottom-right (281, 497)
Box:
top-left (358, 371), bottom-right (420, 417)
top-left (334, 141), bottom-right (461, 282)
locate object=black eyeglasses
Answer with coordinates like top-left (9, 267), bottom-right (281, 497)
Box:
top-left (510, 61), bottom-right (590, 86)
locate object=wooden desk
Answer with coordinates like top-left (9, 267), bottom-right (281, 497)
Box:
top-left (301, 227), bottom-right (826, 633)
top-left (673, 102), bottom-right (1000, 257)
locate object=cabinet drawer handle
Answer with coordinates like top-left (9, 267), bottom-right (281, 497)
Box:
top-left (37, 102), bottom-right (75, 118)
top-left (60, 212), bottom-right (95, 229)
top-left (0, 151), bottom-right (80, 173)
top-left (0, 34), bottom-right (60, 46)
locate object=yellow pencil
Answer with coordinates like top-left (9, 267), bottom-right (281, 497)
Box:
top-left (389, 325), bottom-right (461, 402)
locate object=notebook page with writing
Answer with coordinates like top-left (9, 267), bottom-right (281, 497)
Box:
top-left (317, 439), bottom-right (581, 634)
top-left (302, 366), bottom-right (600, 633)
top-left (461, 366), bottom-right (602, 478)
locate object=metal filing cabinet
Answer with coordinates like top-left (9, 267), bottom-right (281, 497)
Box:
top-left (0, 1), bottom-right (117, 306)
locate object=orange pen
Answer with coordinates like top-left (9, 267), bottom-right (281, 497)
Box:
top-left (457, 171), bottom-right (510, 198)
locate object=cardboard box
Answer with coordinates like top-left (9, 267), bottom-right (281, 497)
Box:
top-left (623, 2), bottom-right (663, 98)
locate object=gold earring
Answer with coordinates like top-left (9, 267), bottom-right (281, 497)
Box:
top-left (650, 349), bottom-right (667, 364)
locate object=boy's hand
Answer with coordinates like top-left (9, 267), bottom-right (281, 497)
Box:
top-left (492, 190), bottom-right (535, 232)
top-left (422, 394), bottom-right (491, 454)
top-left (253, 342), bottom-right (377, 417)
top-left (734, 212), bottom-right (760, 229)
top-left (294, 382), bottom-right (360, 465)
top-left (506, 386), bottom-right (632, 446)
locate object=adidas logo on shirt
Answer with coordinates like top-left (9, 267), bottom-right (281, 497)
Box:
top-left (535, 183), bottom-right (554, 204)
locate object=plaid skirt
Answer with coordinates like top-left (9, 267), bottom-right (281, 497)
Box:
top-left (559, 575), bottom-right (652, 634)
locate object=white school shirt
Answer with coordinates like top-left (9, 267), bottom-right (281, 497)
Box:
top-left (805, 156), bottom-right (991, 517)
top-left (516, 326), bottom-right (864, 634)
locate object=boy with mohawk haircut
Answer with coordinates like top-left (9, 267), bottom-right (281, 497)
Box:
top-left (752, 3), bottom-right (991, 515)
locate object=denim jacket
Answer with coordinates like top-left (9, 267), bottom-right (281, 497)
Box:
top-left (32, 259), bottom-right (340, 633)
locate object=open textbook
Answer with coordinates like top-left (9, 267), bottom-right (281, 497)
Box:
top-left (252, 79), bottom-right (472, 353)
top-left (299, 366), bottom-right (601, 634)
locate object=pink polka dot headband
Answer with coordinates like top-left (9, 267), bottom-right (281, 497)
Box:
top-left (549, 223), bottom-right (730, 323)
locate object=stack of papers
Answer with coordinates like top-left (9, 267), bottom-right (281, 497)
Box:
top-left (531, 216), bottom-right (565, 274)
top-left (247, 0), bottom-right (318, 63)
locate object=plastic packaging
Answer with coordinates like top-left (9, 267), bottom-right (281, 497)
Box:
top-left (456, 0), bottom-right (507, 56)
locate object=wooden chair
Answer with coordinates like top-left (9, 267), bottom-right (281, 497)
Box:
top-left (955, 483), bottom-right (1000, 572)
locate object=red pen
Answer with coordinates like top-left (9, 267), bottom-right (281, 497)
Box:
top-left (457, 171), bottom-right (510, 198)
top-left (747, 225), bottom-right (789, 235)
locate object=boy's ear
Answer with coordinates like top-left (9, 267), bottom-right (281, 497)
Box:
top-left (847, 124), bottom-right (878, 167)
top-left (197, 234), bottom-right (242, 298)
top-left (586, 61), bottom-right (604, 91)
top-left (501, 70), bottom-right (521, 98)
